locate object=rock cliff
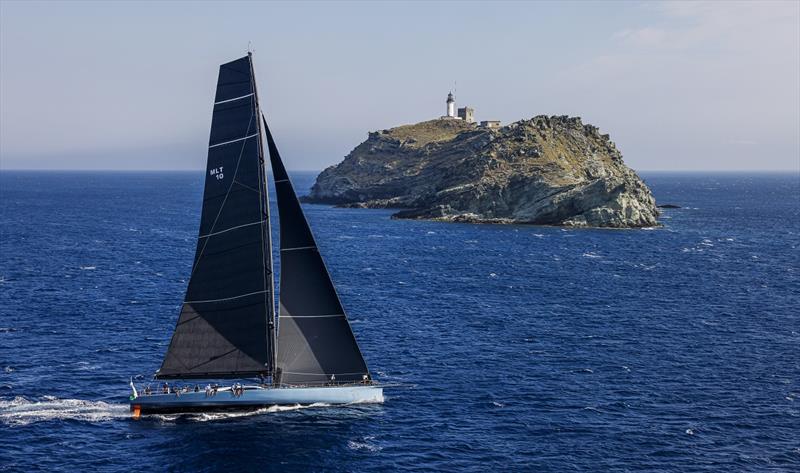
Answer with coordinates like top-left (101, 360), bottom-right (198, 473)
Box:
top-left (304, 116), bottom-right (659, 228)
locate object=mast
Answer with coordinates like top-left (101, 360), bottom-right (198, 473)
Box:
top-left (249, 52), bottom-right (277, 380)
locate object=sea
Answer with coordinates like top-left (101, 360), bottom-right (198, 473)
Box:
top-left (0, 171), bottom-right (798, 472)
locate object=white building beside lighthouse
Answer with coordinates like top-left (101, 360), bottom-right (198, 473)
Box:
top-left (440, 90), bottom-right (493, 125)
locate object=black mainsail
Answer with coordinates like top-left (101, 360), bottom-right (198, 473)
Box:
top-left (157, 55), bottom-right (275, 379)
top-left (154, 53), bottom-right (371, 386)
top-left (264, 116), bottom-right (371, 386)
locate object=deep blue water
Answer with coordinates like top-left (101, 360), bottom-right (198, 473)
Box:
top-left (0, 171), bottom-right (798, 472)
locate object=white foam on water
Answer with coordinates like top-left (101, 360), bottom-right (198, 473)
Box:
top-left (74, 361), bottom-right (100, 371)
top-left (0, 396), bottom-right (129, 426)
top-left (79, 266), bottom-right (96, 270)
top-left (582, 252), bottom-right (602, 259)
top-left (348, 435), bottom-right (382, 452)
top-left (2, 397), bottom-right (378, 426)
top-left (153, 402), bottom-right (332, 423)
top-left (4, 366), bottom-right (13, 373)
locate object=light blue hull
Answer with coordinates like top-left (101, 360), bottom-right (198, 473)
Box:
top-left (130, 385), bottom-right (383, 414)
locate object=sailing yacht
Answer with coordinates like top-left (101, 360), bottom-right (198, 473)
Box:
top-left (129, 53), bottom-right (383, 416)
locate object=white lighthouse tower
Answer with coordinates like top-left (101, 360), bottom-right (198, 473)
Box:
top-left (446, 92), bottom-right (455, 118)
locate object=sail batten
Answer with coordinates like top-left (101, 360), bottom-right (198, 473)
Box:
top-left (263, 115), bottom-right (371, 386)
top-left (209, 133), bottom-right (259, 149)
top-left (156, 55), bottom-right (274, 380)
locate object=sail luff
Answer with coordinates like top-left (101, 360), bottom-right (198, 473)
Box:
top-left (249, 53), bottom-right (277, 378)
top-left (262, 114), bottom-right (371, 386)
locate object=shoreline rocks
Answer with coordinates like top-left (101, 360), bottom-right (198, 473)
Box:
top-left (304, 116), bottom-right (660, 228)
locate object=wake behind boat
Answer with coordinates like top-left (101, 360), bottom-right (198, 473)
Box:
top-left (129, 53), bottom-right (382, 417)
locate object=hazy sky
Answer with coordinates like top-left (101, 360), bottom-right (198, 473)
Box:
top-left (1, 1), bottom-right (798, 171)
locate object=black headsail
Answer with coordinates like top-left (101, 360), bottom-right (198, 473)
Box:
top-left (263, 115), bottom-right (371, 386)
top-left (157, 55), bottom-right (275, 380)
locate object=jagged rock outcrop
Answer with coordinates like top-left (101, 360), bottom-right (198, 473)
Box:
top-left (304, 116), bottom-right (659, 228)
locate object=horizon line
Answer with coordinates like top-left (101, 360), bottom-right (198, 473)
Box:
top-left (1, 168), bottom-right (798, 174)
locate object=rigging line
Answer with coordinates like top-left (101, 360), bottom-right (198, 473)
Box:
top-left (253, 74), bottom-right (272, 374)
top-left (280, 371), bottom-right (368, 376)
top-left (234, 179), bottom-right (259, 194)
top-left (280, 246), bottom-right (316, 252)
top-left (214, 92), bottom-right (254, 105)
top-left (190, 111), bottom-right (255, 277)
top-left (185, 289), bottom-right (267, 304)
top-left (176, 300), bottom-right (264, 326)
top-left (279, 314), bottom-right (345, 318)
top-left (185, 348), bottom-right (239, 371)
top-left (260, 111), bottom-right (279, 370)
top-left (176, 313), bottom-right (202, 326)
top-left (209, 133), bottom-right (258, 149)
top-left (162, 342), bottom-right (193, 372)
top-left (198, 219), bottom-right (265, 239)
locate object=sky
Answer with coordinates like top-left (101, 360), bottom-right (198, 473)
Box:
top-left (0, 0), bottom-right (798, 171)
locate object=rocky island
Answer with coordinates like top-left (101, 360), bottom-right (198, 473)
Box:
top-left (304, 115), bottom-right (659, 228)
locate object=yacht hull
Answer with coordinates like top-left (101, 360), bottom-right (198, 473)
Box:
top-left (130, 385), bottom-right (383, 415)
